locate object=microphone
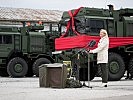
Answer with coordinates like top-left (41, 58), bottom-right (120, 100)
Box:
top-left (80, 40), bottom-right (96, 53)
top-left (88, 40), bottom-right (96, 47)
top-left (72, 40), bottom-right (96, 57)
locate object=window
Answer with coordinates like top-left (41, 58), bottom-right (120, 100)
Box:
top-left (85, 18), bottom-right (104, 34)
top-left (75, 18), bottom-right (86, 33)
top-left (89, 20), bottom-right (104, 33)
top-left (0, 35), bottom-right (12, 44)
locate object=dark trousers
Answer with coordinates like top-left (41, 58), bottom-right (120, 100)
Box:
top-left (98, 63), bottom-right (108, 83)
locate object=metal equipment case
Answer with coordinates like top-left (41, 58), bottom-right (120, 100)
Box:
top-left (39, 63), bottom-right (67, 88)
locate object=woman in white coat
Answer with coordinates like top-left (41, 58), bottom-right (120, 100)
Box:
top-left (89, 29), bottom-right (109, 87)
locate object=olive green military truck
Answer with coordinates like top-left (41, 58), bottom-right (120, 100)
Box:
top-left (55, 5), bottom-right (133, 81)
top-left (0, 24), bottom-right (58, 77)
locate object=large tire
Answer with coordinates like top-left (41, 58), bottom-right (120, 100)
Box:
top-left (0, 68), bottom-right (9, 77)
top-left (7, 57), bottom-right (28, 77)
top-left (128, 57), bottom-right (133, 76)
top-left (108, 52), bottom-right (125, 81)
top-left (32, 58), bottom-right (51, 77)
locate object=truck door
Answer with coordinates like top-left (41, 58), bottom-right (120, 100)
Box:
top-left (0, 35), bottom-right (14, 57)
top-left (106, 19), bottom-right (115, 36)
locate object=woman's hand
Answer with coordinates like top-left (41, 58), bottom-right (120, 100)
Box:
top-left (89, 50), bottom-right (93, 53)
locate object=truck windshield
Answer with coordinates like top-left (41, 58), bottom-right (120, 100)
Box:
top-left (59, 18), bottom-right (104, 36)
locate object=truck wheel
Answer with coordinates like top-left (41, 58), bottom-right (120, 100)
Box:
top-left (32, 58), bottom-right (51, 77)
top-left (7, 57), bottom-right (28, 77)
top-left (108, 52), bottom-right (125, 81)
top-left (128, 57), bottom-right (133, 76)
top-left (0, 68), bottom-right (9, 77)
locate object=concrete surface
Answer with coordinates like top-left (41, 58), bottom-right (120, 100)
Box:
top-left (0, 77), bottom-right (133, 100)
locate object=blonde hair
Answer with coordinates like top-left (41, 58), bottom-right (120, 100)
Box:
top-left (100, 29), bottom-right (108, 37)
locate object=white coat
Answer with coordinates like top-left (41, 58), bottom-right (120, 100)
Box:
top-left (91, 36), bottom-right (109, 64)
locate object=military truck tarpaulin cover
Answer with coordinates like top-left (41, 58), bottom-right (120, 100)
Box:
top-left (55, 7), bottom-right (133, 51)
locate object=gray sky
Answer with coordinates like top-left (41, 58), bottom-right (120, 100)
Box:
top-left (0, 0), bottom-right (133, 11)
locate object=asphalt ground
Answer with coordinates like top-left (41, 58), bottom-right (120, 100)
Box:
top-left (0, 77), bottom-right (133, 100)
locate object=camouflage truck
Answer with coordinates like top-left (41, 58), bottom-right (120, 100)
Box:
top-left (55, 5), bottom-right (133, 81)
top-left (0, 23), bottom-right (59, 77)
